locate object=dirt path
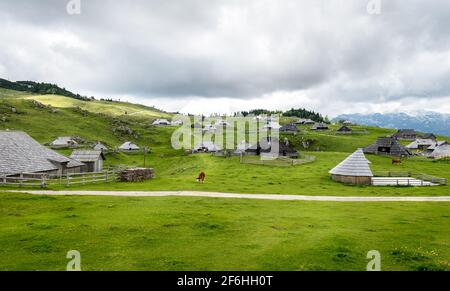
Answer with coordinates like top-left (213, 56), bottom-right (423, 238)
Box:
top-left (6, 190), bottom-right (450, 202)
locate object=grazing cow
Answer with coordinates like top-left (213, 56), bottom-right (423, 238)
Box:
top-left (197, 171), bottom-right (206, 183)
top-left (392, 157), bottom-right (402, 165)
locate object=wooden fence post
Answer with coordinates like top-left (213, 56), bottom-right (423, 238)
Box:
top-left (66, 172), bottom-right (70, 186)
top-left (40, 175), bottom-right (46, 188)
top-left (19, 173), bottom-right (23, 188)
top-left (105, 171), bottom-right (109, 182)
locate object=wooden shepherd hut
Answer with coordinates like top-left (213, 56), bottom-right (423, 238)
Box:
top-left (363, 137), bottom-right (411, 157)
top-left (329, 149), bottom-right (373, 185)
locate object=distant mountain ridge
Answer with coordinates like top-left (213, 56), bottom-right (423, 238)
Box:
top-left (334, 111), bottom-right (450, 136)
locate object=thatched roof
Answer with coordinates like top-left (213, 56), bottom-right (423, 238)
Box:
top-left (329, 149), bottom-right (373, 177)
top-left (363, 137), bottom-right (411, 157)
top-left (70, 150), bottom-right (105, 162)
top-left (0, 131), bottom-right (84, 175)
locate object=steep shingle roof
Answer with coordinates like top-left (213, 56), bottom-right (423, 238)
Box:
top-left (194, 141), bottom-right (221, 152)
top-left (392, 129), bottom-right (417, 139)
top-left (311, 123), bottom-right (329, 130)
top-left (50, 136), bottom-right (77, 146)
top-left (0, 131), bottom-right (84, 175)
top-left (431, 144), bottom-right (450, 159)
top-left (406, 139), bottom-right (435, 150)
top-left (427, 141), bottom-right (447, 151)
top-left (70, 150), bottom-right (105, 162)
top-left (152, 119), bottom-right (170, 125)
top-left (118, 141), bottom-right (140, 150)
top-left (280, 123), bottom-right (299, 132)
top-left (337, 125), bottom-right (352, 132)
top-left (364, 137), bottom-right (411, 157)
top-left (329, 149), bottom-right (373, 177)
top-left (93, 142), bottom-right (108, 151)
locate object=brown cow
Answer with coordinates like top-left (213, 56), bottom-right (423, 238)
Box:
top-left (392, 157), bottom-right (402, 165)
top-left (197, 171), bottom-right (206, 184)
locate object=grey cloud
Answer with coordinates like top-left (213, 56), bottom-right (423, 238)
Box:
top-left (0, 0), bottom-right (450, 113)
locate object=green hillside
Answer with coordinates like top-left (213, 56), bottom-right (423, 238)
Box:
top-left (0, 88), bottom-right (175, 150)
top-left (24, 94), bottom-right (171, 120)
top-left (0, 87), bottom-right (397, 154)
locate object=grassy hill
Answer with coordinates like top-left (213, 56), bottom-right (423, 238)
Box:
top-left (0, 88), bottom-right (175, 150)
top-left (24, 94), bottom-right (171, 120)
top-left (2, 87), bottom-right (450, 271)
top-left (0, 87), bottom-right (399, 154)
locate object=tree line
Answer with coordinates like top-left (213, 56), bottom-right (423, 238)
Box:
top-left (235, 108), bottom-right (326, 122)
top-left (0, 78), bottom-right (92, 101)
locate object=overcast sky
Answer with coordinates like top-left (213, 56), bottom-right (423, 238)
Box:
top-left (1, 0), bottom-right (450, 116)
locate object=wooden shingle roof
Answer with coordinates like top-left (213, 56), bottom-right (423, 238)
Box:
top-left (0, 131), bottom-right (84, 175)
top-left (119, 141), bottom-right (140, 150)
top-left (70, 150), bottom-right (105, 162)
top-left (329, 149), bottom-right (373, 177)
top-left (280, 123), bottom-right (299, 132)
top-left (363, 137), bottom-right (411, 156)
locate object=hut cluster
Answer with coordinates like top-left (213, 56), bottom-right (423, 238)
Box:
top-left (0, 129), bottom-right (153, 178)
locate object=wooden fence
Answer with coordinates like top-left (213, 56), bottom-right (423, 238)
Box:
top-left (372, 177), bottom-right (435, 186)
top-left (0, 170), bottom-right (119, 188)
top-left (373, 171), bottom-right (447, 186)
top-left (373, 171), bottom-right (412, 177)
top-left (415, 173), bottom-right (447, 186)
top-left (240, 153), bottom-right (316, 167)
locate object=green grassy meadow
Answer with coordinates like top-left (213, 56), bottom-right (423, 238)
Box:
top-left (1, 192), bottom-right (450, 271)
top-left (1, 88), bottom-right (450, 270)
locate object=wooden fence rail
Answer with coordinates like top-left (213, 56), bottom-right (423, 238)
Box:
top-left (373, 171), bottom-right (412, 177)
top-left (0, 170), bottom-right (119, 188)
top-left (240, 153), bottom-right (316, 167)
top-left (415, 174), bottom-right (447, 186)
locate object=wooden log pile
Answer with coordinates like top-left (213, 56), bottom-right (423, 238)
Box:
top-left (119, 168), bottom-right (155, 182)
